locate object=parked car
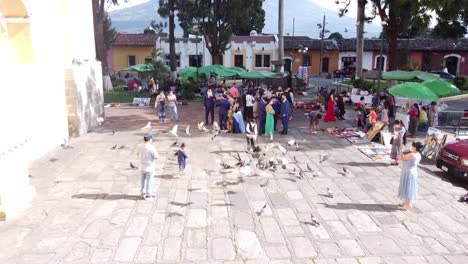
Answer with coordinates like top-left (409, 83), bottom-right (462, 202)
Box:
top-left (334, 66), bottom-right (368, 77)
top-left (436, 140), bottom-right (468, 179)
top-left (430, 71), bottom-right (455, 79)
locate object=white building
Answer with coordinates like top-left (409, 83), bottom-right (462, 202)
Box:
top-left (157, 36), bottom-right (211, 70)
top-left (338, 51), bottom-right (375, 71)
top-left (224, 32), bottom-right (279, 71)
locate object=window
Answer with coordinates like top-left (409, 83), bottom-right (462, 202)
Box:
top-left (128, 55), bottom-right (136, 66)
top-left (303, 54), bottom-right (311, 66)
top-left (255, 54), bottom-right (271, 68)
top-left (189, 55), bottom-right (203, 67)
top-left (234, 55), bottom-right (244, 67)
top-left (165, 54), bottom-right (181, 67)
top-left (144, 58), bottom-right (153, 64)
top-left (321, 57), bottom-right (329, 72)
top-left (376, 56), bottom-right (385, 71)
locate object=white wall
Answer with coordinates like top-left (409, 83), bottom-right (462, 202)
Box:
top-left (158, 38), bottom-right (211, 70)
top-left (224, 40), bottom-right (278, 71)
top-left (338, 51), bottom-right (374, 71)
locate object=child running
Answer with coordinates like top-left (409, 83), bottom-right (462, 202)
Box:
top-left (175, 143), bottom-right (188, 178)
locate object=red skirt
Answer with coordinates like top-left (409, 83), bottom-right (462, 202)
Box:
top-left (324, 100), bottom-right (336, 122)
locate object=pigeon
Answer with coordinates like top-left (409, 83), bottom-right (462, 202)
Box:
top-left (320, 153), bottom-right (329, 163)
top-left (170, 125), bottom-right (178, 137)
top-left (287, 139), bottom-right (300, 150)
top-left (459, 193), bottom-right (468, 203)
top-left (259, 178), bottom-right (270, 187)
top-left (111, 144), bottom-right (117, 150)
top-left (298, 168), bottom-right (304, 179)
top-left (310, 214), bottom-right (320, 226)
top-left (278, 144), bottom-right (287, 154)
top-left (118, 145), bottom-right (126, 150)
top-left (185, 125), bottom-right (191, 135)
top-left (256, 203), bottom-right (268, 216)
top-left (211, 130), bottom-right (220, 140)
top-left (130, 162), bottom-right (138, 169)
top-left (141, 122), bottom-right (152, 130)
top-left (307, 164), bottom-right (313, 171)
top-left (327, 188), bottom-right (333, 198)
top-left (96, 117), bottom-right (104, 125)
top-left (197, 122), bottom-right (204, 130)
top-left (111, 130), bottom-right (116, 135)
top-left (170, 140), bottom-right (178, 147)
top-left (293, 156), bottom-right (298, 163)
top-left (49, 158), bottom-right (58, 162)
top-left (212, 121), bottom-right (220, 132)
top-left (61, 138), bottom-right (73, 149)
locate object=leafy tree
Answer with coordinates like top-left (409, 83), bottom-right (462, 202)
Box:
top-left (103, 12), bottom-right (117, 52)
top-left (231, 0), bottom-right (266, 35)
top-left (150, 48), bottom-right (171, 86)
top-left (144, 20), bottom-right (168, 35)
top-left (158, 0), bottom-right (177, 81)
top-left (328, 32), bottom-right (344, 40)
top-left (431, 19), bottom-right (467, 39)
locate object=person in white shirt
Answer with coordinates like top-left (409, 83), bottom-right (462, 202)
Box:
top-left (166, 90), bottom-right (178, 121)
top-left (245, 119), bottom-right (258, 150)
top-left (138, 133), bottom-right (159, 200)
top-left (245, 91), bottom-right (255, 119)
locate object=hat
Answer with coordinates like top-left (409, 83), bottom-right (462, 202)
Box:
top-left (144, 133), bottom-right (153, 140)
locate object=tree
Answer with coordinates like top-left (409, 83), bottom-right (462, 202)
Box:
top-left (158, 0), bottom-right (177, 81)
top-left (176, 0), bottom-right (265, 65)
top-left (231, 0), bottom-right (266, 35)
top-left (92, 0), bottom-right (123, 74)
top-left (328, 32), bottom-right (343, 40)
top-left (144, 20), bottom-right (168, 35)
top-left (431, 19), bottom-right (467, 39)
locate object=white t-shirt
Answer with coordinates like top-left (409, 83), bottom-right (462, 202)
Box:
top-left (166, 94), bottom-right (177, 106)
top-left (246, 94), bottom-right (255, 107)
top-left (139, 143), bottom-right (159, 172)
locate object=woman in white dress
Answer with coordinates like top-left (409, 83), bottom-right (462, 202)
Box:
top-left (398, 141), bottom-right (423, 209)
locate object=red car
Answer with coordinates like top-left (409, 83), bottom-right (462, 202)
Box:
top-left (436, 140), bottom-right (468, 179)
top-left (334, 66), bottom-right (368, 78)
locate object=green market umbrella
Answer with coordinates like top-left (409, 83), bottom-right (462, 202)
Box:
top-left (122, 63), bottom-right (154, 72)
top-left (198, 65), bottom-right (227, 76)
top-left (239, 70), bottom-right (277, 79)
top-left (413, 71), bottom-right (439, 81)
top-left (422, 79), bottom-right (461, 97)
top-left (382, 70), bottom-right (416, 81)
top-left (228, 67), bottom-right (247, 75)
top-left (177, 66), bottom-right (205, 80)
top-left (388, 82), bottom-right (439, 101)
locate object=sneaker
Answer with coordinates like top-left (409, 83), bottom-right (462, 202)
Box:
top-left (144, 194), bottom-right (156, 200)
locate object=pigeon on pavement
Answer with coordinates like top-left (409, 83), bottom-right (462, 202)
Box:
top-left (310, 214), bottom-right (320, 226)
top-left (170, 140), bottom-right (178, 147)
top-left (130, 162), bottom-right (138, 169)
top-left (256, 203), bottom-right (268, 216)
top-left (259, 178), bottom-right (270, 187)
top-left (170, 125), bottom-right (178, 137)
top-left (307, 164), bottom-right (313, 171)
top-left (61, 138), bottom-right (73, 149)
top-left (111, 144), bottom-right (117, 150)
top-left (141, 122), bottom-right (152, 130)
top-left (185, 125), bottom-right (191, 135)
top-left (327, 187), bottom-right (333, 198)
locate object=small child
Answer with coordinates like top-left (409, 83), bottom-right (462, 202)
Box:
top-left (175, 143), bottom-right (188, 177)
top-left (309, 110), bottom-right (323, 131)
top-left (138, 133), bottom-right (159, 200)
top-left (245, 118), bottom-right (258, 150)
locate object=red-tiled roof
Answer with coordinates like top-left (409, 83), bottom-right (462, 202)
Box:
top-left (230, 35), bottom-right (276, 43)
top-left (113, 34), bottom-right (158, 46)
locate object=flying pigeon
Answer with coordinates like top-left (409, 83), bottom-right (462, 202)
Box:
top-left (111, 144), bottom-right (117, 150)
top-left (185, 125), bottom-right (191, 135)
top-left (141, 122), bottom-right (152, 130)
top-left (212, 121), bottom-right (220, 132)
top-left (170, 140), bottom-right (178, 147)
top-left (170, 125), bottom-right (178, 137)
top-left (96, 117), bottom-right (104, 125)
top-left (327, 188), bottom-right (333, 198)
top-left (256, 203), bottom-right (268, 216)
top-left (130, 162), bottom-right (138, 169)
top-left (259, 178), bottom-right (270, 187)
top-left (197, 122), bottom-right (204, 130)
top-left (310, 214), bottom-right (320, 226)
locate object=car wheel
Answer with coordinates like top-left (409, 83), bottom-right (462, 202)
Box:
top-left (436, 159), bottom-right (442, 169)
top-left (447, 167), bottom-right (455, 177)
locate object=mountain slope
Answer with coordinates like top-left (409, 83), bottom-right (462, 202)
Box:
top-left (108, 0), bottom-right (381, 38)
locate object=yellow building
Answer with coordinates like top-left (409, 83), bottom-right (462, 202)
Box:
top-left (0, 0), bottom-right (103, 220)
top-left (108, 33), bottom-right (158, 73)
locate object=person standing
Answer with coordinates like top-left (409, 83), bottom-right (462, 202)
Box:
top-left (429, 101), bottom-right (438, 127)
top-left (280, 94), bottom-right (291, 135)
top-left (175, 143), bottom-right (188, 178)
top-left (418, 106), bottom-right (429, 132)
top-left (155, 90), bottom-right (166, 123)
top-left (138, 133), bottom-right (159, 200)
top-left (309, 109), bottom-right (323, 131)
top-left (229, 83), bottom-right (240, 99)
top-left (219, 94), bottom-right (231, 130)
top-left (387, 91), bottom-right (395, 118)
top-left (203, 88), bottom-right (216, 125)
top-left (380, 104), bottom-right (389, 125)
top-left (398, 141), bottom-right (423, 209)
top-left (272, 94), bottom-right (282, 131)
top-left (408, 103), bottom-right (419, 137)
top-left (355, 96), bottom-right (366, 129)
top-left (265, 99), bottom-right (276, 141)
top-left (366, 108), bottom-right (378, 131)
top-left (246, 119), bottom-right (258, 150)
top-left (241, 88), bottom-right (248, 121)
top-left (390, 120), bottom-right (406, 165)
top-left (245, 91), bottom-right (255, 119)
top-left (258, 96), bottom-right (267, 136)
top-left (166, 90), bottom-right (178, 122)
top-left (324, 89), bottom-right (337, 122)
top-left (337, 91), bottom-right (346, 120)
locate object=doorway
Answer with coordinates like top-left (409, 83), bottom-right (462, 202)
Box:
top-left (234, 55), bottom-right (244, 67)
top-left (284, 58), bottom-right (292, 73)
top-left (321, 57), bottom-right (329, 73)
top-left (445, 56), bottom-right (459, 76)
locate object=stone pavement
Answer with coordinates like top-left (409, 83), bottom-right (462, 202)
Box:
top-left (1, 102), bottom-right (468, 264)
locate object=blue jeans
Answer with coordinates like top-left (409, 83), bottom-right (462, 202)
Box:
top-left (141, 171), bottom-right (154, 195)
top-left (158, 104), bottom-right (166, 122)
top-left (282, 114), bottom-right (289, 134)
top-left (168, 105), bottom-right (178, 121)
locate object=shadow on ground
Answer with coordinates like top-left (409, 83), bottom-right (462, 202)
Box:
top-left (72, 193), bottom-right (142, 200)
top-left (321, 202), bottom-right (404, 212)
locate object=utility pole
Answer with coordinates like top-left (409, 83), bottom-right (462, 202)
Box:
top-left (319, 13), bottom-right (326, 74)
top-left (278, 0), bottom-right (284, 73)
top-left (293, 17), bottom-right (295, 36)
top-left (169, 0), bottom-right (177, 82)
top-left (355, 0), bottom-right (366, 79)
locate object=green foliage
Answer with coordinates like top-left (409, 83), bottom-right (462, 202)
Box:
top-left (352, 78), bottom-right (373, 91)
top-left (328, 32), bottom-right (343, 40)
top-left (104, 91), bottom-right (155, 104)
top-left (431, 19), bottom-right (467, 39)
top-left (411, 59), bottom-right (420, 71)
top-left (144, 20), bottom-right (168, 35)
top-left (231, 0), bottom-right (266, 35)
top-left (180, 80), bottom-right (198, 100)
top-left (453, 76), bottom-right (467, 90)
top-left (103, 12), bottom-right (117, 52)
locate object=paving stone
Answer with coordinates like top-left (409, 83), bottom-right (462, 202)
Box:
top-left (232, 210), bottom-right (254, 229)
top-left (235, 230), bottom-right (266, 259)
top-left (168, 216), bottom-right (185, 236)
top-left (268, 192), bottom-right (290, 208)
top-left (424, 255), bottom-right (451, 264)
top-left (428, 211), bottom-right (468, 233)
top-left (444, 254), bottom-right (468, 264)
top-left (114, 237), bottom-right (142, 262)
top-left (162, 237), bottom-right (182, 261)
top-left (17, 253), bottom-right (56, 264)
top-left (339, 239), bottom-right (365, 257)
top-left (211, 238), bottom-right (236, 260)
top-left (347, 211), bottom-right (381, 233)
top-left (228, 192), bottom-right (251, 210)
top-left (402, 256), bottom-right (428, 264)
top-left (260, 218), bottom-right (285, 244)
top-left (264, 245), bottom-right (291, 259)
top-left (326, 221), bottom-right (351, 238)
top-left (357, 257), bottom-right (384, 264)
top-left (185, 248), bottom-right (207, 261)
top-left (64, 241), bottom-right (92, 263)
top-left (284, 225), bottom-right (305, 236)
top-left (317, 242), bottom-right (342, 257)
top-left (187, 209), bottom-right (207, 228)
top-left (90, 248), bottom-right (112, 263)
top-left (186, 228), bottom-right (207, 248)
top-left (125, 216), bottom-right (149, 236)
top-left (135, 245), bottom-right (157, 263)
top-left (360, 235), bottom-right (403, 255)
top-left (277, 208), bottom-right (300, 226)
top-left (308, 223), bottom-right (331, 239)
top-left (289, 237), bottom-right (317, 258)
top-left (336, 258), bottom-right (359, 264)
